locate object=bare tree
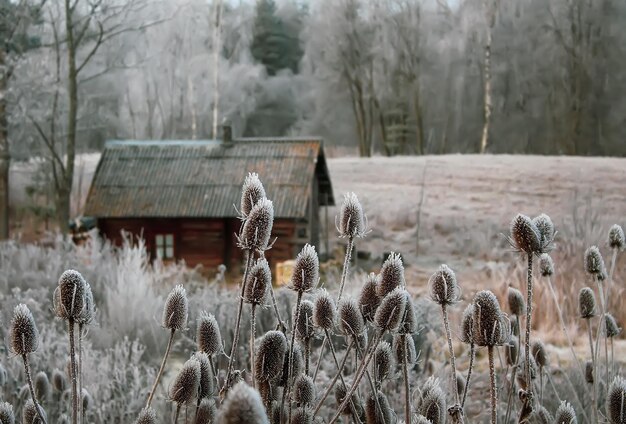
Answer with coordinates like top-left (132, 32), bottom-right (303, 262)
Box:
top-left (479, 0), bottom-right (499, 153)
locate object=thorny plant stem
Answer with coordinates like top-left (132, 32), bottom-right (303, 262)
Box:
top-left (222, 250), bottom-right (252, 397)
top-left (173, 404), bottom-right (181, 424)
top-left (592, 275), bottom-right (610, 403)
top-left (312, 338), bottom-right (326, 382)
top-left (23, 355), bottom-right (47, 424)
top-left (250, 305), bottom-right (257, 388)
top-left (488, 346), bottom-right (497, 424)
top-left (586, 318), bottom-right (599, 424)
top-left (305, 339), bottom-right (311, 376)
top-left (503, 364), bottom-right (518, 424)
top-left (69, 319), bottom-right (79, 424)
top-left (539, 366), bottom-right (544, 404)
top-left (442, 304), bottom-right (461, 409)
top-left (523, 253), bottom-right (533, 400)
top-left (266, 267), bottom-right (286, 333)
top-left (606, 248), bottom-right (617, 310)
top-left (351, 333), bottom-right (382, 421)
top-left (79, 324), bottom-right (84, 424)
top-left (146, 329), bottom-right (175, 408)
top-left (313, 340), bottom-right (354, 416)
top-left (281, 291), bottom-right (303, 424)
top-left (402, 335), bottom-right (411, 424)
top-left (461, 343), bottom-right (475, 409)
top-left (323, 329), bottom-right (361, 423)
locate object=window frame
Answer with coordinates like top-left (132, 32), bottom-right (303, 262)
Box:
top-left (155, 233), bottom-right (175, 260)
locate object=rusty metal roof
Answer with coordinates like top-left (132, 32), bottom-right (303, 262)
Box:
top-left (84, 138), bottom-right (335, 219)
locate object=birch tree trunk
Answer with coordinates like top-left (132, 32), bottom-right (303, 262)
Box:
top-left (211, 0), bottom-right (223, 139)
top-left (480, 0), bottom-right (498, 154)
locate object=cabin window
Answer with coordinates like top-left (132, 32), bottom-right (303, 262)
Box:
top-left (155, 234), bottom-right (174, 259)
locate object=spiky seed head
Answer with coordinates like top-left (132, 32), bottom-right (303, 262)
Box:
top-left (53, 269), bottom-right (86, 320)
top-left (279, 343), bottom-right (303, 387)
top-left (291, 244), bottom-right (319, 293)
top-left (195, 399), bottom-right (217, 424)
top-left (414, 416), bottom-right (433, 424)
top-left (0, 363), bottom-right (6, 387)
top-left (377, 253), bottom-right (405, 298)
top-left (134, 408), bottom-right (157, 424)
top-left (516, 354), bottom-right (538, 390)
top-left (34, 372), bottom-right (50, 401)
top-left (428, 264), bottom-right (461, 306)
top-left (371, 341), bottom-right (393, 383)
top-left (338, 298), bottom-right (365, 337)
top-left (192, 351), bottom-right (214, 398)
top-left (607, 376), bottom-right (626, 424)
top-left (507, 287), bottom-right (525, 316)
top-left (335, 382), bottom-right (363, 418)
top-left (81, 388), bottom-right (93, 411)
top-left (505, 336), bottom-right (519, 366)
top-left (359, 273), bottom-right (381, 322)
top-left (393, 334), bottom-right (417, 365)
top-left (239, 198), bottom-right (274, 252)
top-left (608, 224), bottom-right (625, 250)
top-left (456, 372), bottom-right (466, 399)
top-left (471, 290), bottom-right (510, 347)
top-left (217, 382), bottom-right (269, 424)
top-left (0, 402), bottom-right (14, 424)
top-left (509, 214), bottom-right (541, 254)
top-left (365, 390), bottom-right (392, 424)
top-left (169, 358), bottom-right (201, 405)
top-left (338, 192), bottom-right (366, 238)
top-left (534, 405), bottom-right (553, 424)
top-left (604, 313), bottom-right (621, 338)
top-left (415, 377), bottom-right (446, 424)
top-left (293, 375), bottom-right (316, 405)
top-left (375, 287), bottom-right (408, 333)
top-left (578, 287), bottom-right (596, 319)
top-left (533, 213), bottom-right (555, 250)
top-left (357, 332), bottom-right (369, 352)
top-left (22, 400), bottom-right (46, 424)
top-left (197, 311), bottom-right (222, 356)
top-left (554, 401), bottom-right (577, 424)
top-left (313, 289), bottom-right (336, 330)
top-left (460, 304), bottom-right (475, 344)
top-left (255, 330), bottom-right (287, 383)
top-left (77, 282), bottom-right (95, 325)
top-left (18, 384), bottom-right (29, 400)
top-left (290, 407), bottom-right (313, 424)
top-left (584, 246), bottom-right (606, 277)
top-left (241, 173), bottom-right (266, 218)
top-left (531, 340), bottom-right (548, 368)
top-left (162, 285), bottom-right (188, 331)
top-left (539, 254), bottom-right (555, 277)
top-left (398, 295), bottom-right (417, 335)
top-left (244, 258), bottom-right (271, 306)
top-left (585, 360), bottom-right (594, 384)
top-left (295, 300), bottom-right (315, 341)
top-left (10, 304), bottom-right (39, 355)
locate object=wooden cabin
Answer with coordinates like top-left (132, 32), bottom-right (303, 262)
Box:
top-left (83, 135), bottom-right (335, 273)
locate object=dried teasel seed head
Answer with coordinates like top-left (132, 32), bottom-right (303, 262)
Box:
top-left (217, 382), bottom-right (269, 424)
top-left (197, 311), bottom-right (222, 356)
top-left (584, 360), bottom-right (594, 384)
top-left (162, 284), bottom-right (188, 331)
top-left (377, 253), bottom-right (405, 298)
top-left (290, 407), bottom-right (313, 424)
top-left (428, 264), bottom-right (461, 306)
top-left (539, 253), bottom-right (555, 277)
top-left (607, 376), bottom-right (626, 424)
top-left (509, 214), bottom-right (541, 254)
top-left (22, 399), bottom-right (46, 424)
top-left (505, 336), bottom-right (519, 366)
top-left (398, 295), bottom-right (417, 335)
top-left (169, 358), bottom-right (201, 405)
top-left (554, 401), bottom-right (577, 424)
top-left (244, 258), bottom-right (271, 306)
top-left (578, 287), bottom-right (596, 319)
top-left (604, 313), bottom-right (621, 338)
top-left (460, 303), bottom-right (475, 345)
top-left (359, 273), bottom-right (380, 323)
top-left (279, 342), bottom-right (303, 387)
top-left (192, 351), bottom-right (214, 399)
top-left (414, 416), bottom-right (433, 424)
top-left (584, 246), bottom-right (606, 277)
top-left (531, 340), bottom-right (548, 368)
top-left (134, 408), bottom-right (157, 424)
top-left (608, 224), bottom-right (625, 250)
top-left (365, 390), bottom-right (392, 424)
top-left (375, 287), bottom-right (408, 333)
top-left (472, 290), bottom-right (510, 347)
top-left (295, 300), bottom-right (315, 341)
top-left (335, 381), bottom-right (364, 418)
top-left (532, 213), bottom-right (555, 250)
top-left (195, 399), bottom-right (217, 424)
top-left (533, 405), bottom-right (553, 424)
top-left (239, 198), bottom-right (274, 252)
top-left (34, 372), bottom-right (50, 401)
top-left (293, 375), bottom-right (316, 406)
top-left (255, 330), bottom-right (287, 383)
top-left (0, 402), bottom-right (15, 424)
top-left (456, 372), bottom-right (466, 399)
top-left (291, 244), bottom-right (319, 293)
top-left (54, 269), bottom-right (87, 320)
top-left (415, 377), bottom-right (446, 424)
top-left (313, 289), bottom-right (336, 330)
top-left (77, 281), bottom-right (95, 325)
top-left (507, 286), bottom-right (525, 316)
top-left (338, 297), bottom-right (365, 337)
top-left (337, 192), bottom-right (366, 238)
top-left (240, 173), bottom-right (266, 218)
top-left (81, 388), bottom-right (93, 411)
top-left (10, 304), bottom-right (39, 355)
top-left (372, 341), bottom-right (393, 383)
top-left (356, 332), bottom-right (368, 352)
top-left (393, 334), bottom-right (417, 365)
